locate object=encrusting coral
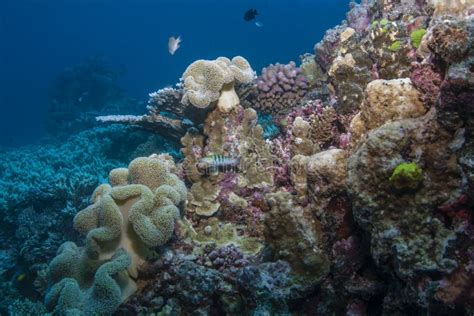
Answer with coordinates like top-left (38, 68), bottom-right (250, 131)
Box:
top-left (350, 78), bottom-right (427, 144)
top-left (45, 154), bottom-right (186, 314)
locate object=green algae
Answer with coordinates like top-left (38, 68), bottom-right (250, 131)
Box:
top-left (410, 28), bottom-right (427, 48)
top-left (389, 162), bottom-right (423, 190)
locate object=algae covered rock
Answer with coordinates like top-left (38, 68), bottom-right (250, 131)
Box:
top-left (264, 191), bottom-right (329, 279)
top-left (352, 78), bottom-right (427, 143)
top-left (348, 111), bottom-right (462, 277)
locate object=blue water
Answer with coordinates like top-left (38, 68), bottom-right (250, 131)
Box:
top-left (1, 0), bottom-right (350, 146)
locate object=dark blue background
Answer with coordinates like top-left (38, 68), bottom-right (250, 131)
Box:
top-left (0, 0), bottom-right (350, 146)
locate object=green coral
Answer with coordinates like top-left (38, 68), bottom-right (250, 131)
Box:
top-left (46, 155), bottom-right (187, 315)
top-left (389, 162), bottom-right (423, 190)
top-left (410, 28), bottom-right (427, 48)
top-left (45, 246), bottom-right (134, 315)
top-left (389, 40), bottom-right (402, 52)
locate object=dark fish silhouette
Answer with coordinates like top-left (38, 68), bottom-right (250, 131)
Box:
top-left (244, 8), bottom-right (258, 22)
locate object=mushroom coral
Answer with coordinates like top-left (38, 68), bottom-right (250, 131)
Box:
top-left (181, 56), bottom-right (255, 113)
top-left (45, 154), bottom-right (187, 315)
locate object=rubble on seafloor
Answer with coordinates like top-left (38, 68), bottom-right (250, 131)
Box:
top-left (8, 0), bottom-right (473, 315)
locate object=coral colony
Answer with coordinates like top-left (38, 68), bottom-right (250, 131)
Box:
top-left (2, 0), bottom-right (474, 315)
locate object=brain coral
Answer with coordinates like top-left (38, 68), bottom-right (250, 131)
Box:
top-left (181, 56), bottom-right (254, 113)
top-left (46, 154), bottom-right (187, 315)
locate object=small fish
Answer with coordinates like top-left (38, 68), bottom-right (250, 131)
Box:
top-left (168, 36), bottom-right (181, 55)
top-left (16, 274), bottom-right (26, 282)
top-left (255, 21), bottom-right (263, 28)
top-left (197, 155), bottom-right (241, 175)
top-left (244, 8), bottom-right (258, 22)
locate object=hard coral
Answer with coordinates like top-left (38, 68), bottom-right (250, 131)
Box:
top-left (255, 61), bottom-right (309, 114)
top-left (181, 56), bottom-right (254, 113)
top-left (348, 111), bottom-right (462, 277)
top-left (350, 78), bottom-right (426, 144)
top-left (265, 191), bottom-right (329, 278)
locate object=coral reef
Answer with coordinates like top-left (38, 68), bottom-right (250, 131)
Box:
top-left (5, 1), bottom-right (474, 315)
top-left (350, 78), bottom-right (427, 144)
top-left (96, 85), bottom-right (206, 143)
top-left (0, 125), bottom-right (179, 313)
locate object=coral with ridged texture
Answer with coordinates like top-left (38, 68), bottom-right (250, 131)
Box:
top-left (181, 56), bottom-right (254, 113)
top-left (45, 245), bottom-right (135, 315)
top-left (45, 154), bottom-right (186, 315)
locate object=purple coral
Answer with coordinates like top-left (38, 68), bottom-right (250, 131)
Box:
top-left (347, 0), bottom-right (371, 33)
top-left (256, 62), bottom-right (309, 114)
top-left (410, 63), bottom-right (443, 107)
top-left (207, 244), bottom-right (249, 274)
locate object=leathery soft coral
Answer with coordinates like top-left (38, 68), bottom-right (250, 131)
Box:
top-left (45, 154), bottom-right (186, 315)
top-left (181, 56), bottom-right (255, 113)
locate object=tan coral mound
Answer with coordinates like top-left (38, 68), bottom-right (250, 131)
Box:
top-left (74, 154), bottom-right (186, 278)
top-left (351, 78), bottom-right (427, 144)
top-left (181, 56), bottom-right (254, 113)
